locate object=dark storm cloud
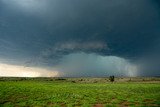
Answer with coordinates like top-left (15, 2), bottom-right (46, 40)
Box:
top-left (0, 0), bottom-right (160, 76)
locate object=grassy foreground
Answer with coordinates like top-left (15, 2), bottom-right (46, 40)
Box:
top-left (0, 78), bottom-right (160, 107)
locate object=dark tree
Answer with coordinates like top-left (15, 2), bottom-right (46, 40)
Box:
top-left (109, 76), bottom-right (115, 82)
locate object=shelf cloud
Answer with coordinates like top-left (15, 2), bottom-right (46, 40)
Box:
top-left (55, 53), bottom-right (138, 77)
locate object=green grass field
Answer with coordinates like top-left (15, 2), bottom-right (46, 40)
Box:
top-left (0, 78), bottom-right (160, 107)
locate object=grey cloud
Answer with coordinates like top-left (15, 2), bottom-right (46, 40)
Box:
top-left (55, 41), bottom-right (108, 51)
top-left (24, 41), bottom-right (108, 67)
top-left (41, 41), bottom-right (108, 56)
top-left (55, 52), bottom-right (138, 77)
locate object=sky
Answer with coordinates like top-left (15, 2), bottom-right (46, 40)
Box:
top-left (0, 0), bottom-right (160, 77)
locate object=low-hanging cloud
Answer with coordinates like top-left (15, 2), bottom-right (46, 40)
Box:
top-left (26, 41), bottom-right (109, 67)
top-left (55, 52), bottom-right (138, 77)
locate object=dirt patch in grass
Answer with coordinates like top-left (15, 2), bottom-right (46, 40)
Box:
top-left (111, 98), bottom-right (116, 101)
top-left (143, 99), bottom-right (159, 106)
top-left (119, 101), bottom-right (130, 107)
top-left (47, 102), bottom-right (54, 106)
top-left (144, 99), bottom-right (154, 103)
top-left (60, 103), bottom-right (67, 107)
top-left (93, 104), bottom-right (103, 107)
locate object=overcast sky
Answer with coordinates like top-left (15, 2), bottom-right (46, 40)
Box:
top-left (0, 0), bottom-right (160, 77)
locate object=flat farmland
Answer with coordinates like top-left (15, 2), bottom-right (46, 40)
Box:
top-left (0, 77), bottom-right (160, 107)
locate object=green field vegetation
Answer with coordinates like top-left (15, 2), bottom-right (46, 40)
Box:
top-left (0, 77), bottom-right (160, 107)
